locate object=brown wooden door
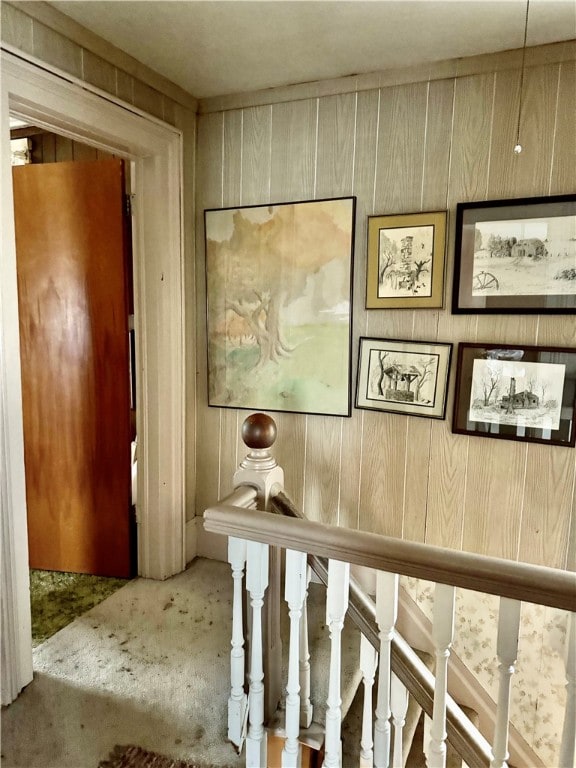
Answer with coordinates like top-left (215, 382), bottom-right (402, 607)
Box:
top-left (13, 158), bottom-right (133, 577)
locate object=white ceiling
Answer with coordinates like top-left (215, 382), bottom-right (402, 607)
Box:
top-left (49, 1), bottom-right (576, 99)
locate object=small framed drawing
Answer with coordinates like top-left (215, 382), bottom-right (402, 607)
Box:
top-left (453, 343), bottom-right (576, 447)
top-left (452, 193), bottom-right (576, 313)
top-left (366, 210), bottom-right (447, 309)
top-left (356, 337), bottom-right (452, 419)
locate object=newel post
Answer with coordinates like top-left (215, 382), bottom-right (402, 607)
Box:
top-left (234, 413), bottom-right (284, 724)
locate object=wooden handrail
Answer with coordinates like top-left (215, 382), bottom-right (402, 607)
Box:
top-left (203, 501), bottom-right (575, 611)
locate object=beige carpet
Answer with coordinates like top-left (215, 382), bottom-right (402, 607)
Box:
top-left (1, 557), bottom-right (362, 768)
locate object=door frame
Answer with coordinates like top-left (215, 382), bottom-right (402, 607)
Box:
top-left (1, 49), bottom-right (186, 704)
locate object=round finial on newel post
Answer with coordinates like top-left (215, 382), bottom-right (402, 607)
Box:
top-left (235, 412), bottom-right (283, 502)
top-left (242, 412), bottom-right (277, 450)
top-left (238, 413), bottom-right (278, 472)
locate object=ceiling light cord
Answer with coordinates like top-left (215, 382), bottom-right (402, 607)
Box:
top-left (514, 0), bottom-right (530, 154)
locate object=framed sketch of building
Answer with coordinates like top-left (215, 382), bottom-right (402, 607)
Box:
top-left (453, 343), bottom-right (576, 447)
top-left (453, 194), bottom-right (576, 313)
top-left (356, 337), bottom-right (452, 419)
top-left (366, 210), bottom-right (447, 308)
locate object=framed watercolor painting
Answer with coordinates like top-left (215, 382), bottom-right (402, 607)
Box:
top-left (452, 194), bottom-right (576, 313)
top-left (204, 197), bottom-right (356, 417)
top-left (366, 210), bottom-right (447, 309)
top-left (453, 343), bottom-right (576, 447)
top-left (355, 337), bottom-right (452, 419)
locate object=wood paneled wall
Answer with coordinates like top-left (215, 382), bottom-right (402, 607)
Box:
top-left (195, 47), bottom-right (576, 570)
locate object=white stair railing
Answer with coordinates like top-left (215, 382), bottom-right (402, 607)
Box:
top-left (299, 563), bottom-right (313, 729)
top-left (245, 540), bottom-right (269, 768)
top-left (359, 633), bottom-right (378, 768)
top-left (282, 548), bottom-right (308, 768)
top-left (323, 559), bottom-right (350, 768)
top-left (428, 583), bottom-right (456, 768)
top-left (390, 672), bottom-right (409, 768)
top-left (490, 598), bottom-right (521, 768)
top-left (374, 571), bottom-right (399, 768)
top-left (228, 535), bottom-right (249, 749)
top-left (205, 413), bottom-right (576, 768)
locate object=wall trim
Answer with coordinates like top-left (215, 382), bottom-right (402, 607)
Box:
top-left (198, 39), bottom-right (576, 115)
top-left (1, 50), bottom-right (186, 704)
top-left (6, 0), bottom-right (198, 111)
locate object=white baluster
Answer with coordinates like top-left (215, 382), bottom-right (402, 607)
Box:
top-left (374, 571), bottom-right (399, 768)
top-left (359, 633), bottom-right (378, 768)
top-left (390, 673), bottom-right (409, 768)
top-left (227, 536), bottom-right (248, 750)
top-left (490, 598), bottom-right (521, 768)
top-left (427, 583), bottom-right (456, 768)
top-left (322, 559), bottom-right (350, 768)
top-left (246, 540), bottom-right (269, 768)
top-left (282, 549), bottom-right (308, 768)
top-left (299, 564), bottom-right (313, 729)
top-left (559, 612), bottom-right (576, 768)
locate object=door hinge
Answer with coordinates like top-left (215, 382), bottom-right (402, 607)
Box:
top-left (124, 194), bottom-right (135, 216)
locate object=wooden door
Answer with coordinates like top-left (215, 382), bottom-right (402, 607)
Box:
top-left (13, 158), bottom-right (133, 577)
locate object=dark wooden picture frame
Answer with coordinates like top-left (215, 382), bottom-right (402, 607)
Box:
top-left (452, 193), bottom-right (576, 314)
top-left (355, 337), bottom-right (452, 420)
top-left (453, 343), bottom-right (576, 447)
top-left (204, 196), bottom-right (356, 417)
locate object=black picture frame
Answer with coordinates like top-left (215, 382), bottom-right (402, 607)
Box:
top-left (452, 193), bottom-right (576, 314)
top-left (355, 337), bottom-right (452, 420)
top-left (204, 196), bottom-right (356, 417)
top-left (453, 343), bottom-right (576, 447)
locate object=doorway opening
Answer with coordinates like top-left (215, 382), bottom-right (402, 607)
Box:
top-left (2, 49), bottom-right (186, 705)
top-left (10, 124), bottom-right (138, 644)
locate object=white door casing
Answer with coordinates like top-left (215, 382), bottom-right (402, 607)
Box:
top-left (1, 49), bottom-right (186, 704)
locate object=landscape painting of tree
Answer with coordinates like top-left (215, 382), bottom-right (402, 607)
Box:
top-left (204, 197), bottom-right (355, 415)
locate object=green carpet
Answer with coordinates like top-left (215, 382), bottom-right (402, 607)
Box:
top-left (30, 569), bottom-right (129, 647)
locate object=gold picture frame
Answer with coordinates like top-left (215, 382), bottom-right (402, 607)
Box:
top-left (366, 210), bottom-right (447, 309)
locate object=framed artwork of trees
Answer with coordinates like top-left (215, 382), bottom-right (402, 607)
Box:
top-left (366, 210), bottom-right (447, 309)
top-left (355, 337), bottom-right (452, 419)
top-left (452, 193), bottom-right (576, 313)
top-left (453, 343), bottom-right (576, 446)
top-left (204, 197), bottom-right (356, 416)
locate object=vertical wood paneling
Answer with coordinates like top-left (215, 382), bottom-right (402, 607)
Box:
top-left (359, 82), bottom-right (429, 537)
top-left (269, 99), bottom-right (318, 509)
top-left (517, 445), bottom-right (574, 568)
top-left (550, 60), bottom-right (576, 194)
top-left (426, 73), bottom-right (495, 551)
top-left (373, 82), bottom-right (428, 215)
top-left (55, 134), bottom-right (73, 162)
top-left (403, 78), bottom-right (454, 544)
top-left (195, 113), bottom-right (224, 516)
top-left (305, 93), bottom-right (356, 524)
top-left (340, 90), bottom-right (380, 530)
top-left (359, 411), bottom-right (405, 537)
top-left (219, 111), bottom-right (243, 498)
top-left (235, 105), bottom-right (274, 465)
top-left (195, 53), bottom-right (575, 571)
top-left (488, 66), bottom-right (559, 200)
top-left (462, 440), bottom-right (526, 559)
